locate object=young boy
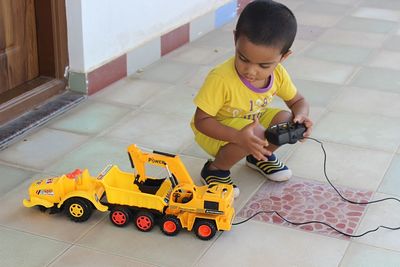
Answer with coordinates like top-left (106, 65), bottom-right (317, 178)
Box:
top-left (191, 0), bottom-right (313, 197)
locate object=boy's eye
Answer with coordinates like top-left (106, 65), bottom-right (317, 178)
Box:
top-left (259, 64), bottom-right (271, 69)
top-left (239, 56), bottom-right (248, 62)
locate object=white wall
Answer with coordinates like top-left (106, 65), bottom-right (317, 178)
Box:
top-left (66, 0), bottom-right (230, 73)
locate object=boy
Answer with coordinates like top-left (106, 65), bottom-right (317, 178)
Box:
top-left (191, 0), bottom-right (313, 197)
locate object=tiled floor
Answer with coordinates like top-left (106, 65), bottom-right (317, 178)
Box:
top-left (1, 0), bottom-right (400, 266)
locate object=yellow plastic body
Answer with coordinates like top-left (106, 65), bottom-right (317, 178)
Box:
top-left (99, 165), bottom-right (170, 213)
top-left (23, 169), bottom-right (108, 212)
top-left (23, 144), bottom-right (235, 234)
top-left (167, 183), bottom-right (235, 231)
top-left (128, 144), bottom-right (194, 185)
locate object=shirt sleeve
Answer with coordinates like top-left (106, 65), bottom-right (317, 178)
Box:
top-left (275, 64), bottom-right (297, 101)
top-left (193, 73), bottom-right (227, 117)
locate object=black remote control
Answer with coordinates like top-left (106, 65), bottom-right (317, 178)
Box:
top-left (265, 122), bottom-right (307, 146)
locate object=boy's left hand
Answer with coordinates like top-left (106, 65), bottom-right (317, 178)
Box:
top-left (293, 114), bottom-right (313, 139)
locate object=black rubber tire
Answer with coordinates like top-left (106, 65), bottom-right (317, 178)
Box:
top-left (160, 215), bottom-right (182, 236)
top-left (109, 206), bottom-right (131, 227)
top-left (134, 211), bottom-right (154, 232)
top-left (64, 197), bottom-right (93, 222)
top-left (194, 220), bottom-right (217, 240)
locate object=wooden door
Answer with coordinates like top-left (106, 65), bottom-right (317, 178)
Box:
top-left (0, 0), bottom-right (68, 125)
top-left (0, 0), bottom-right (39, 95)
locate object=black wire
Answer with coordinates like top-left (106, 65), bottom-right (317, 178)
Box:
top-left (232, 137), bottom-right (400, 238)
top-left (305, 137), bottom-right (400, 205)
top-left (232, 210), bottom-right (400, 238)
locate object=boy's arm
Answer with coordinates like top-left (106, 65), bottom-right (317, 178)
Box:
top-left (285, 91), bottom-right (313, 137)
top-left (194, 107), bottom-right (270, 160)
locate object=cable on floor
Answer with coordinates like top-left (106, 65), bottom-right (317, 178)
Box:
top-left (232, 137), bottom-right (400, 238)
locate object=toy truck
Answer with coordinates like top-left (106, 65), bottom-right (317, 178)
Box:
top-left (23, 144), bottom-right (235, 240)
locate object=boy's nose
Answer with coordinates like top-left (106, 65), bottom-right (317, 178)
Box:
top-left (244, 66), bottom-right (257, 77)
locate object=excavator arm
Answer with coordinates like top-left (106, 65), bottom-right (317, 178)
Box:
top-left (127, 144), bottom-right (194, 185)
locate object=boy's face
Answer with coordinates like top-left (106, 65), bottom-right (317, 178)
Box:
top-left (234, 35), bottom-right (291, 86)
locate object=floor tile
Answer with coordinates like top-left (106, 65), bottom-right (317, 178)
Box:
top-left (0, 128), bottom-right (88, 170)
top-left (292, 79), bottom-right (343, 107)
top-left (313, 0), bottom-right (360, 5)
top-left (277, 0), bottom-right (305, 11)
top-left (179, 141), bottom-right (210, 159)
top-left (183, 65), bottom-right (214, 89)
top-left (238, 177), bottom-right (372, 238)
top-left (0, 176), bottom-right (106, 243)
top-left (312, 111), bottom-right (400, 152)
top-left (356, 192), bottom-right (400, 251)
top-left (336, 17), bottom-right (398, 33)
top-left (349, 66), bottom-right (400, 93)
top-left (0, 164), bottom-right (35, 196)
top-left (379, 154), bottom-right (400, 197)
top-left (296, 1), bottom-right (352, 15)
top-left (135, 60), bottom-right (197, 84)
top-left (141, 84), bottom-right (197, 116)
top-left (46, 137), bottom-right (133, 175)
top-left (368, 50), bottom-right (400, 70)
top-left (104, 111), bottom-right (194, 154)
top-left (286, 141), bottom-right (393, 191)
top-left (360, 0), bottom-right (400, 9)
top-left (49, 245), bottom-right (156, 267)
top-left (165, 44), bottom-right (224, 65)
top-left (76, 219), bottom-right (213, 267)
top-left (297, 25), bottom-right (326, 40)
top-left (284, 57), bottom-right (356, 84)
top-left (193, 29), bottom-right (235, 49)
top-left (329, 87), bottom-right (400, 118)
top-left (383, 35), bottom-right (400, 51)
top-left (291, 39), bottom-right (312, 54)
top-left (0, 226), bottom-right (69, 267)
top-left (318, 29), bottom-right (386, 48)
top-left (196, 221), bottom-right (348, 267)
top-left (352, 7), bottom-right (400, 22)
top-left (48, 101), bottom-right (130, 135)
top-left (341, 242), bottom-right (400, 267)
top-left (295, 11), bottom-right (343, 27)
top-left (303, 43), bottom-right (373, 64)
top-left (93, 78), bottom-right (173, 108)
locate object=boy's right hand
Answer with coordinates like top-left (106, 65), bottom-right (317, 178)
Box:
top-left (236, 118), bottom-right (271, 161)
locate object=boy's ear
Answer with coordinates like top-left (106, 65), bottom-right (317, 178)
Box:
top-left (280, 50), bottom-right (292, 63)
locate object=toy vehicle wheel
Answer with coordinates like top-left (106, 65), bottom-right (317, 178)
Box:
top-left (110, 206), bottom-right (131, 227)
top-left (160, 215), bottom-right (182, 236)
top-left (194, 220), bottom-right (217, 240)
top-left (134, 211), bottom-right (154, 232)
top-left (37, 205), bottom-right (47, 212)
top-left (64, 197), bottom-right (93, 222)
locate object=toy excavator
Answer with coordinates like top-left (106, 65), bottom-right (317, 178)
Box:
top-left (23, 144), bottom-right (235, 240)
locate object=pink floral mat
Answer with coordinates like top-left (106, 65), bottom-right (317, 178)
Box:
top-left (238, 177), bottom-right (373, 238)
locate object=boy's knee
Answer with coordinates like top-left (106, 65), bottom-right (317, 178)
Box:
top-left (270, 110), bottom-right (293, 126)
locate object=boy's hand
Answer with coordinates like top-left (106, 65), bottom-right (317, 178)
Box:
top-left (293, 114), bottom-right (313, 139)
top-left (236, 118), bottom-right (271, 161)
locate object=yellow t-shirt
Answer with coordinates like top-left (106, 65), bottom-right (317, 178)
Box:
top-left (193, 57), bottom-right (297, 121)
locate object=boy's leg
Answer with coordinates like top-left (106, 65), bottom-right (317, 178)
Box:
top-left (246, 109), bottom-right (294, 182)
top-left (193, 117), bottom-right (255, 198)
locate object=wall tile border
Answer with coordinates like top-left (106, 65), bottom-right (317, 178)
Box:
top-left (69, 0), bottom-right (249, 95)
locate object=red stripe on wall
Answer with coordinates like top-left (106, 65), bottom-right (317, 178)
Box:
top-left (161, 23), bottom-right (190, 56)
top-left (87, 55), bottom-right (127, 95)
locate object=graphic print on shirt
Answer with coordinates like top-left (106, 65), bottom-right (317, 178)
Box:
top-left (242, 95), bottom-right (273, 120)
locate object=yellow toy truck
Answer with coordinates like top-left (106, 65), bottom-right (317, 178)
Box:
top-left (23, 144), bottom-right (235, 240)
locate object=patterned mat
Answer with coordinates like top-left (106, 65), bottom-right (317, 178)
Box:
top-left (238, 177), bottom-right (373, 238)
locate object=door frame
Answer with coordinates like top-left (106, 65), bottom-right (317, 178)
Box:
top-left (0, 0), bottom-right (68, 125)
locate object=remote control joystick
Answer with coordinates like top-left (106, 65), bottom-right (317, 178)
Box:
top-left (265, 122), bottom-right (307, 146)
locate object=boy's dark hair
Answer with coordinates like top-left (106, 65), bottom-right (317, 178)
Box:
top-left (235, 0), bottom-right (297, 55)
